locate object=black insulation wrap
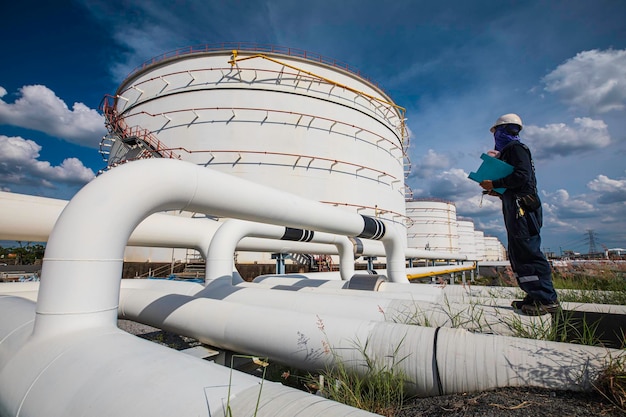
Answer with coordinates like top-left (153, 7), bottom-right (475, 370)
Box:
top-left (281, 227), bottom-right (314, 242)
top-left (357, 215), bottom-right (386, 240)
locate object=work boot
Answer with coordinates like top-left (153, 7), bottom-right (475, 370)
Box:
top-left (511, 295), bottom-right (533, 310)
top-left (521, 301), bottom-right (561, 316)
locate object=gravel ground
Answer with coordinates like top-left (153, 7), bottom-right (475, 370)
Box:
top-left (118, 320), bottom-right (624, 417)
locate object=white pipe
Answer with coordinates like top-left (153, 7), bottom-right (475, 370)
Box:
top-left (0, 190), bottom-right (466, 262)
top-left (0, 192), bottom-right (67, 242)
top-left (251, 262), bottom-right (476, 288)
top-left (354, 236), bottom-right (467, 261)
top-left (36, 158), bottom-right (409, 335)
top-left (206, 219), bottom-right (355, 282)
top-left (0, 296), bottom-right (376, 417)
top-left (0, 159), bottom-right (396, 416)
top-left (15, 158), bottom-right (410, 411)
top-left (130, 277), bottom-right (549, 336)
top-left (118, 288), bottom-right (621, 396)
top-left (0, 191), bottom-right (343, 262)
top-left (1, 160), bottom-right (618, 409)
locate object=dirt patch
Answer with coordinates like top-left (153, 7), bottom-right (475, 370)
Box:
top-left (398, 386), bottom-right (624, 417)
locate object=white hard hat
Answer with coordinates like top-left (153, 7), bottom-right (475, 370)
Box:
top-left (490, 113), bottom-right (523, 132)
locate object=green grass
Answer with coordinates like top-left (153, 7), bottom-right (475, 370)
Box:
top-left (250, 321), bottom-right (412, 417)
top-left (551, 263), bottom-right (626, 304)
top-left (310, 336), bottom-right (410, 417)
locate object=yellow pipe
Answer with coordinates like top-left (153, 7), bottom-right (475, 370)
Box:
top-left (406, 263), bottom-right (476, 280)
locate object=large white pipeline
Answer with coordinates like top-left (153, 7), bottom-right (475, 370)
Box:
top-left (0, 189), bottom-right (617, 335)
top-left (0, 295), bottom-right (377, 417)
top-left (1, 158), bottom-right (419, 417)
top-left (117, 287), bottom-right (620, 397)
top-left (197, 220), bottom-right (540, 334)
top-left (0, 193), bottom-right (515, 335)
top-left (0, 190), bottom-right (344, 259)
top-left (0, 190), bottom-right (467, 262)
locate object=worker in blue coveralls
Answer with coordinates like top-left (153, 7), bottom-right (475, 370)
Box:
top-left (479, 113), bottom-right (560, 315)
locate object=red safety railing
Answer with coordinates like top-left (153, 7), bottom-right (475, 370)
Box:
top-left (99, 95), bottom-right (181, 163)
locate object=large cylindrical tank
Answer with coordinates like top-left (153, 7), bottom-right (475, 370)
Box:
top-left (457, 218), bottom-right (477, 260)
top-left (102, 44), bottom-right (409, 239)
top-left (405, 199), bottom-right (459, 253)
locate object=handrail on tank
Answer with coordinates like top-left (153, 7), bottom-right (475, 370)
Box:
top-left (111, 44), bottom-right (412, 175)
top-left (319, 200), bottom-right (411, 226)
top-left (121, 106), bottom-right (403, 153)
top-left (127, 42), bottom-right (380, 89)
top-left (168, 148), bottom-right (401, 182)
top-left (229, 52), bottom-right (400, 112)
top-left (228, 52), bottom-right (410, 147)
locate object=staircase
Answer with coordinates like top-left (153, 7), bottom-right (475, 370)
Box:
top-left (289, 253), bottom-right (314, 268)
top-left (98, 95), bottom-right (181, 170)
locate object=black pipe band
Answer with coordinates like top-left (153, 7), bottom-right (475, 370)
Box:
top-left (357, 215), bottom-right (386, 240)
top-left (282, 227), bottom-right (314, 242)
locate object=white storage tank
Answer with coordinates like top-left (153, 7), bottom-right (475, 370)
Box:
top-left (457, 218), bottom-right (478, 261)
top-left (101, 44), bottom-right (409, 237)
top-left (484, 236), bottom-right (506, 261)
top-left (473, 230), bottom-right (486, 261)
top-left (405, 199), bottom-right (459, 253)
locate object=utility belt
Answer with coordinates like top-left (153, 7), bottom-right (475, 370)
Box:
top-left (515, 193), bottom-right (541, 217)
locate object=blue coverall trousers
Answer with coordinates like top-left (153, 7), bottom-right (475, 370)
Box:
top-left (502, 197), bottom-right (558, 304)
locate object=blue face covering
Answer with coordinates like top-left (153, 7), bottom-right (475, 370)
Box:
top-left (494, 124), bottom-right (520, 152)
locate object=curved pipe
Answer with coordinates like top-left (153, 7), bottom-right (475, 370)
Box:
top-left (36, 158), bottom-right (407, 336)
top-left (205, 219), bottom-right (355, 282)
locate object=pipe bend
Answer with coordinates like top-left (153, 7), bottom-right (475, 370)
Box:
top-left (36, 159), bottom-right (407, 333)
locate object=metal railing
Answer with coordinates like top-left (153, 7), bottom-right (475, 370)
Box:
top-left (126, 42), bottom-right (380, 88)
top-left (99, 95), bottom-right (181, 165)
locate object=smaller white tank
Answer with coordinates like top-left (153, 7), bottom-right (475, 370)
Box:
top-left (457, 218), bottom-right (478, 260)
top-left (473, 230), bottom-right (485, 261)
top-left (484, 236), bottom-right (506, 261)
top-left (405, 199), bottom-right (459, 253)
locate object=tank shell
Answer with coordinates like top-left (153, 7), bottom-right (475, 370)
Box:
top-left (457, 219), bottom-right (477, 260)
top-left (405, 199), bottom-right (459, 252)
top-left (473, 230), bottom-right (486, 261)
top-left (107, 46), bottom-right (408, 234)
top-left (484, 236), bottom-right (506, 261)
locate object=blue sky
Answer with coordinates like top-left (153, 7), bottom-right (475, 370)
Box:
top-left (1, 0), bottom-right (625, 255)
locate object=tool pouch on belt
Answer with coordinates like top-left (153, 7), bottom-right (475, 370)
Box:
top-left (517, 193), bottom-right (541, 212)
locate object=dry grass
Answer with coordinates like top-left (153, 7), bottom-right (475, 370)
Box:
top-left (594, 357), bottom-right (626, 413)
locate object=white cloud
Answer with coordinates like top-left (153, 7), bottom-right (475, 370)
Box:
top-left (409, 149), bottom-right (451, 179)
top-left (543, 49), bottom-right (626, 114)
top-left (543, 188), bottom-right (596, 218)
top-left (412, 168), bottom-right (477, 201)
top-left (523, 117), bottom-right (611, 159)
top-left (0, 135), bottom-right (95, 190)
top-left (0, 85), bottom-right (105, 148)
top-left (587, 174), bottom-right (626, 204)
